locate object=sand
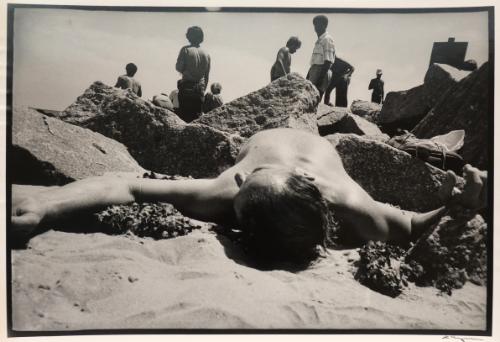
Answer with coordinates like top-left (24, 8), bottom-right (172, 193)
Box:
top-left (11, 228), bottom-right (487, 331)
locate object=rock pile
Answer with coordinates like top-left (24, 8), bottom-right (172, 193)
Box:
top-left (59, 82), bottom-right (244, 178)
top-left (412, 62), bottom-right (490, 169)
top-left (379, 63), bottom-right (471, 135)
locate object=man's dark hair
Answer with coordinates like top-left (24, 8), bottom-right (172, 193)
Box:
top-left (286, 36), bottom-right (302, 49)
top-left (186, 26), bottom-right (204, 46)
top-left (125, 63), bottom-right (138, 76)
top-left (236, 173), bottom-right (334, 266)
top-left (313, 15), bottom-right (329, 27)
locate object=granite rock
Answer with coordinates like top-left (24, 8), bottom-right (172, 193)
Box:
top-left (194, 73), bottom-right (320, 137)
top-left (326, 133), bottom-right (448, 212)
top-left (60, 82), bottom-right (244, 178)
top-left (12, 106), bottom-right (144, 185)
top-left (412, 62), bottom-right (490, 169)
top-left (350, 100), bottom-right (381, 124)
top-left (379, 64), bottom-right (471, 135)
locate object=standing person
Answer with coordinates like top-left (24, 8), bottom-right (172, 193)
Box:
top-left (270, 36), bottom-right (302, 82)
top-left (369, 69), bottom-right (385, 104)
top-left (115, 63), bottom-right (142, 97)
top-left (175, 26), bottom-right (211, 122)
top-left (203, 82), bottom-right (224, 113)
top-left (306, 15), bottom-right (335, 99)
top-left (324, 57), bottom-right (355, 107)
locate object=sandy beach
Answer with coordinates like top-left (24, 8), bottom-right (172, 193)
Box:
top-left (11, 227), bottom-right (486, 331)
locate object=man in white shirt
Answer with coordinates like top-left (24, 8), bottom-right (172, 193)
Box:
top-left (307, 15), bottom-right (335, 99)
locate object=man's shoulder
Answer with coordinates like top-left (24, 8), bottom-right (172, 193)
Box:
top-left (322, 33), bottom-right (335, 44)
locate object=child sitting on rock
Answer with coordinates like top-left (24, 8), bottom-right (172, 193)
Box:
top-left (203, 83), bottom-right (224, 113)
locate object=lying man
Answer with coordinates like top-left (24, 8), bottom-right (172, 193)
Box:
top-left (12, 128), bottom-right (487, 264)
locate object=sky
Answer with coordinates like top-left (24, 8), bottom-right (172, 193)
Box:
top-left (12, 8), bottom-right (490, 110)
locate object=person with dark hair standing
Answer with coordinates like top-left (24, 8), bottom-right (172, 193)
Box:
top-left (307, 15), bottom-right (335, 99)
top-left (175, 26), bottom-right (211, 122)
top-left (115, 63), bottom-right (142, 97)
top-left (12, 129), bottom-right (487, 266)
top-left (369, 69), bottom-right (385, 104)
top-left (203, 82), bottom-right (224, 113)
top-left (324, 57), bottom-right (354, 107)
top-left (270, 36), bottom-right (302, 82)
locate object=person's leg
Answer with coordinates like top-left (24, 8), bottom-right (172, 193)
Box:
top-left (324, 77), bottom-right (337, 106)
top-left (335, 80), bottom-right (348, 107)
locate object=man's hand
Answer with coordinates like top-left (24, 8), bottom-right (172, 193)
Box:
top-left (438, 164), bottom-right (488, 210)
top-left (11, 195), bottom-right (46, 238)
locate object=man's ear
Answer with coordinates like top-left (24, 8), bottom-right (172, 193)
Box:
top-left (234, 172), bottom-right (248, 188)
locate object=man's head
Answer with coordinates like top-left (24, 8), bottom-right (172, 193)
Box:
top-left (233, 165), bottom-right (331, 265)
top-left (211, 82), bottom-right (222, 94)
top-left (125, 63), bottom-right (138, 77)
top-left (286, 36), bottom-right (302, 54)
top-left (376, 69), bottom-right (383, 79)
top-left (186, 26), bottom-right (204, 46)
top-left (313, 15), bottom-right (328, 36)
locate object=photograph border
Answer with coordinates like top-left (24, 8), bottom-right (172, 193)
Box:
top-left (4, 2), bottom-right (495, 338)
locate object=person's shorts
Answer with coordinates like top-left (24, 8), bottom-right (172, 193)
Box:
top-left (307, 64), bottom-right (332, 92)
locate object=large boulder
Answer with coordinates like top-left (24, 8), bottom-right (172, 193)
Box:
top-left (12, 106), bottom-right (144, 186)
top-left (379, 64), bottom-right (471, 135)
top-left (412, 62), bottom-right (490, 169)
top-left (326, 133), bottom-right (448, 212)
top-left (350, 100), bottom-right (381, 124)
top-left (194, 73), bottom-right (320, 137)
top-left (421, 63), bottom-right (471, 106)
top-left (60, 82), bottom-right (244, 178)
top-left (379, 85), bottom-right (428, 134)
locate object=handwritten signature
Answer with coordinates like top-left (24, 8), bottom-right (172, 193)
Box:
top-left (442, 336), bottom-right (484, 342)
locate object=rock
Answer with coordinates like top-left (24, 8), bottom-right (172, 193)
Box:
top-left (350, 100), bottom-right (381, 124)
top-left (29, 107), bottom-right (62, 118)
top-left (421, 63), bottom-right (471, 108)
top-left (326, 133), bottom-right (448, 212)
top-left (152, 94), bottom-right (174, 111)
top-left (379, 64), bottom-right (471, 135)
top-left (337, 114), bottom-right (388, 142)
top-left (317, 106), bottom-right (349, 136)
top-left (60, 82), bottom-right (244, 178)
top-left (412, 62), bottom-right (490, 169)
top-left (317, 105), bottom-right (387, 141)
top-left (12, 106), bottom-right (144, 186)
top-left (379, 85), bottom-right (429, 135)
top-left (194, 73), bottom-right (320, 137)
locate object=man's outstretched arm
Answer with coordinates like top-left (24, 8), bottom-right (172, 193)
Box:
top-left (375, 165), bottom-right (487, 244)
top-left (12, 175), bottom-right (236, 236)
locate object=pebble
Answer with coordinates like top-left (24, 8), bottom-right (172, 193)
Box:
top-left (128, 276), bottom-right (139, 283)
